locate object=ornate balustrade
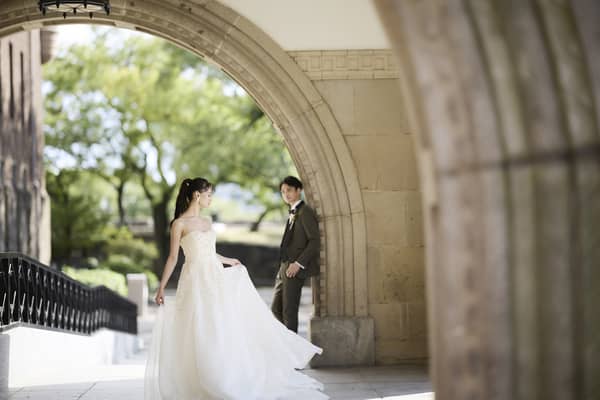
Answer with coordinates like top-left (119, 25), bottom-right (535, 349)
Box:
top-left (0, 252), bottom-right (137, 335)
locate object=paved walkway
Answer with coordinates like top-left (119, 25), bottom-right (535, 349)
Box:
top-left (6, 287), bottom-right (433, 400)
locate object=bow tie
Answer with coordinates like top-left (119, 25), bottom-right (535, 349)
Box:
top-left (288, 208), bottom-right (297, 215)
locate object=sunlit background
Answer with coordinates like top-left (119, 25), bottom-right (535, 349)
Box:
top-left (43, 24), bottom-right (298, 292)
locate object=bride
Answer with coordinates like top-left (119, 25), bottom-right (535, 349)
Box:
top-left (144, 177), bottom-right (328, 400)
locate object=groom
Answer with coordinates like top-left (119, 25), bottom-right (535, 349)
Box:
top-left (271, 176), bottom-right (320, 333)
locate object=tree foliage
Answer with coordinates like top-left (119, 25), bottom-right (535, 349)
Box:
top-left (43, 28), bottom-right (296, 271)
top-left (45, 169), bottom-right (111, 260)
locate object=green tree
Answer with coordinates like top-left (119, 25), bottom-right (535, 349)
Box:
top-left (45, 169), bottom-right (111, 260)
top-left (225, 104), bottom-right (296, 231)
top-left (43, 28), bottom-right (296, 274)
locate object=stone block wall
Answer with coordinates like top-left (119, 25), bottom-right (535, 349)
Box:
top-left (290, 50), bottom-right (427, 364)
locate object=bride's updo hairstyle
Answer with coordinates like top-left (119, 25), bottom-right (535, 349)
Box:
top-left (170, 177), bottom-right (213, 227)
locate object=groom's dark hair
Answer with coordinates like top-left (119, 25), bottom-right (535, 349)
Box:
top-left (279, 176), bottom-right (303, 190)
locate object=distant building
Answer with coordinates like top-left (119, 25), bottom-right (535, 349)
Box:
top-left (0, 29), bottom-right (55, 264)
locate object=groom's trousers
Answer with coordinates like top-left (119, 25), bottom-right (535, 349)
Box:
top-left (271, 261), bottom-right (305, 333)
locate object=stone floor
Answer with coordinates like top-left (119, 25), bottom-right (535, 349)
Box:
top-left (5, 287), bottom-right (433, 400)
top-left (6, 365), bottom-right (433, 399)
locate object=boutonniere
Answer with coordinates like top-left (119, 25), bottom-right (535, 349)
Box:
top-left (288, 208), bottom-right (297, 227)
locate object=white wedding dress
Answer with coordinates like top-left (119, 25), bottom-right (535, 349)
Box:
top-left (144, 228), bottom-right (328, 400)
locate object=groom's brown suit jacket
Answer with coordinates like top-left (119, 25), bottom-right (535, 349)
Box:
top-left (279, 201), bottom-right (320, 279)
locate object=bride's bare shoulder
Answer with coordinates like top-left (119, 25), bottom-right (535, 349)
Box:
top-left (170, 218), bottom-right (185, 233)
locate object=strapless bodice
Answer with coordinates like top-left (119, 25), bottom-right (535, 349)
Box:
top-left (180, 229), bottom-right (217, 260)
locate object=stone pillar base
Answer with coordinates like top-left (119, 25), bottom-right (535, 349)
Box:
top-left (309, 316), bottom-right (375, 367)
top-left (127, 273), bottom-right (148, 316)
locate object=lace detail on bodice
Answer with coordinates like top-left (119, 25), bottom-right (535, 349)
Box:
top-left (180, 229), bottom-right (216, 256)
top-left (176, 229), bottom-right (224, 309)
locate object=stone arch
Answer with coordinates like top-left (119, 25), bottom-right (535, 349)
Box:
top-left (376, 1), bottom-right (600, 399)
top-left (0, 0), bottom-right (369, 352)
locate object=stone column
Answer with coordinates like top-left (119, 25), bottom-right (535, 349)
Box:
top-left (376, 0), bottom-right (600, 399)
top-left (0, 30), bottom-right (46, 259)
top-left (16, 165), bottom-right (31, 253)
top-left (3, 159), bottom-right (18, 251)
top-left (38, 186), bottom-right (51, 265)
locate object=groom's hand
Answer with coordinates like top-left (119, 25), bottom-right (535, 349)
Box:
top-left (286, 262), bottom-right (301, 278)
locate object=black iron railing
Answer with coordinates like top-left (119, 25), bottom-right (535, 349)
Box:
top-left (0, 253), bottom-right (137, 335)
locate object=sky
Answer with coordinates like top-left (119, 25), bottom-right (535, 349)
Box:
top-left (54, 23), bottom-right (144, 50)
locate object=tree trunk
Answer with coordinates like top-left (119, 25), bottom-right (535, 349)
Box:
top-left (116, 182), bottom-right (126, 226)
top-left (65, 222), bottom-right (73, 259)
top-left (250, 207), bottom-right (274, 232)
top-left (151, 200), bottom-right (170, 278)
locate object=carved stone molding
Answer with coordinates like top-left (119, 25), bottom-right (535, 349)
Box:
top-left (288, 50), bottom-right (399, 80)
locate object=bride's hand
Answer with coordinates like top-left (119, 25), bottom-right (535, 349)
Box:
top-left (155, 288), bottom-right (165, 305)
top-left (229, 258), bottom-right (241, 266)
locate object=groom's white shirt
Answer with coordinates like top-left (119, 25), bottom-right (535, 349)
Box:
top-left (288, 199), bottom-right (305, 270)
top-left (288, 200), bottom-right (303, 223)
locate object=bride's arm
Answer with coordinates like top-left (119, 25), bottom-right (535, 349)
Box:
top-left (154, 220), bottom-right (184, 304)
